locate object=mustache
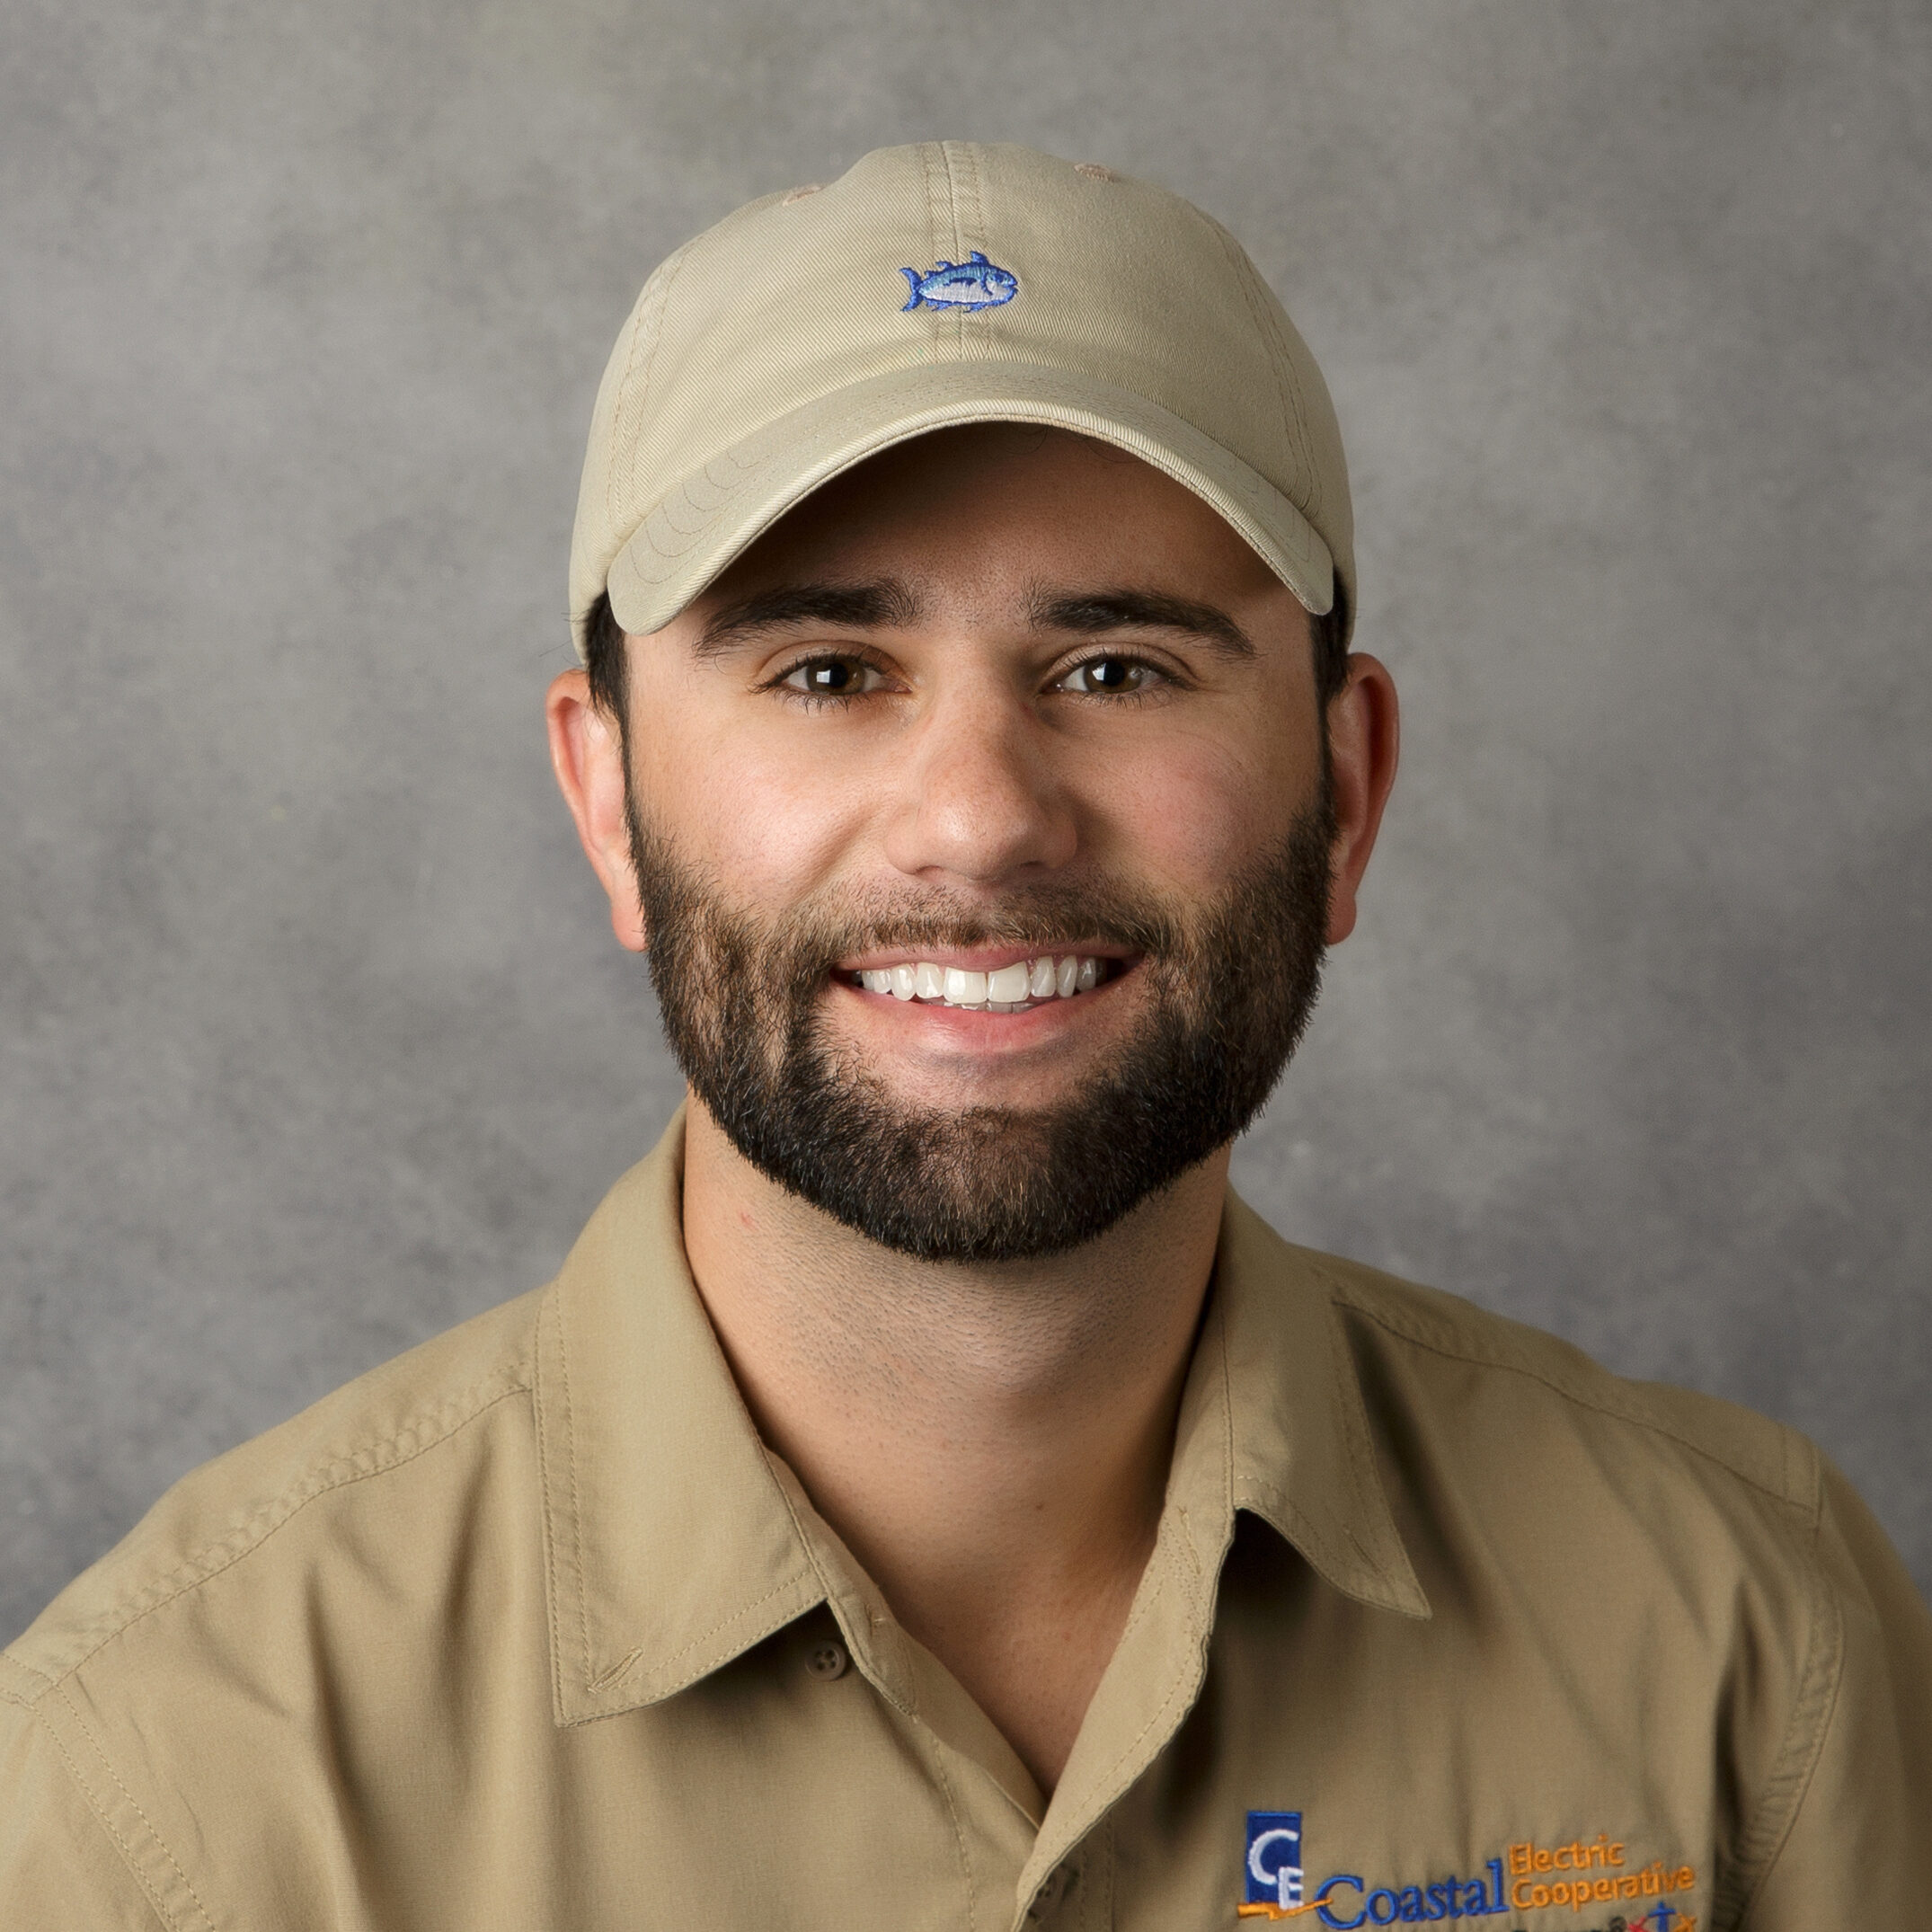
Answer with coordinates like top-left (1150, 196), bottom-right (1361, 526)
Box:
top-left (740, 881), bottom-right (1192, 980)
top-left (628, 817), bottom-right (1192, 970)
top-left (787, 891), bottom-right (1183, 963)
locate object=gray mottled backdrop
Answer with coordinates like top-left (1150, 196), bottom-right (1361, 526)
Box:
top-left (4, 0), bottom-right (1928, 1640)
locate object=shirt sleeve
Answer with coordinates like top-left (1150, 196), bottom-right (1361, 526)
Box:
top-left (0, 1697), bottom-right (168, 1931)
top-left (1741, 1454), bottom-right (1932, 1927)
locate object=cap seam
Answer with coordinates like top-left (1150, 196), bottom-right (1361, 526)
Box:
top-left (1205, 210), bottom-right (1302, 513)
top-left (1206, 210), bottom-right (1321, 533)
top-left (940, 140), bottom-right (969, 359)
top-left (604, 240), bottom-right (696, 535)
top-left (953, 139), bottom-right (992, 358)
top-left (920, 141), bottom-right (949, 366)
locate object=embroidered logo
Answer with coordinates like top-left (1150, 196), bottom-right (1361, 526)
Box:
top-left (899, 251), bottom-right (1018, 313)
top-left (1245, 1812), bottom-right (1305, 1914)
top-left (1234, 1819), bottom-right (1700, 1928)
top-left (1507, 1839), bottom-right (1699, 1927)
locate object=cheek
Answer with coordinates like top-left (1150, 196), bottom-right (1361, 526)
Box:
top-left (631, 712), bottom-right (875, 901)
top-left (1082, 717), bottom-right (1316, 891)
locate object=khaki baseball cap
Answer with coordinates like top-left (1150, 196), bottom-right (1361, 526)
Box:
top-left (570, 140), bottom-right (1353, 654)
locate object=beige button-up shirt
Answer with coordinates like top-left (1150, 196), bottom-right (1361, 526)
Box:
top-left (4, 1119), bottom-right (1928, 1929)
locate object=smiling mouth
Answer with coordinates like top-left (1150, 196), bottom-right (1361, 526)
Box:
top-left (841, 953), bottom-right (1126, 1013)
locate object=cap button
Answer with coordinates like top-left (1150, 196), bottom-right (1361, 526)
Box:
top-left (805, 1640), bottom-right (849, 1681)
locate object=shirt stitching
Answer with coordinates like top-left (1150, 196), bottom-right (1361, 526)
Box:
top-left (1715, 1494), bottom-right (1845, 1930)
top-left (1324, 1273), bottom-right (1808, 1507)
top-left (44, 1687), bottom-right (209, 1932)
top-left (530, 1289), bottom-right (571, 1712)
top-left (1059, 1570), bottom-right (1201, 1851)
top-left (1323, 1295), bottom-right (1422, 1584)
top-left (923, 1728), bottom-right (981, 1932)
top-left (545, 1289), bottom-right (598, 1698)
top-left (27, 1364), bottom-right (533, 1687)
top-left (616, 1575), bottom-right (822, 1698)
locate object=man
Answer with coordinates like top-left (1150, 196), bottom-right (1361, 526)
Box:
top-left (2, 141), bottom-right (1926, 1931)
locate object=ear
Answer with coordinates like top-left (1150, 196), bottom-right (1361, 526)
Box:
top-left (1322, 651), bottom-right (1400, 945)
top-left (545, 667), bottom-right (649, 953)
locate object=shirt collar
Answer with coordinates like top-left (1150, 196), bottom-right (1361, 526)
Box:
top-left (1207, 1188), bottom-right (1431, 1620)
top-left (536, 1114), bottom-right (1425, 1729)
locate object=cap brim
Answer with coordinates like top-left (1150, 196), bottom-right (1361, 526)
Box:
top-left (597, 361), bottom-right (1334, 649)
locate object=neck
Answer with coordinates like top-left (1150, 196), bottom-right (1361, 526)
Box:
top-left (678, 1096), bottom-right (1227, 1794)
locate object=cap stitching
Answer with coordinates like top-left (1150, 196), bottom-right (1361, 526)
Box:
top-left (1245, 253), bottom-right (1322, 529)
top-left (939, 141), bottom-right (969, 359)
top-left (920, 143), bottom-right (948, 366)
top-left (622, 375), bottom-right (1316, 570)
top-left (605, 240), bottom-right (696, 533)
top-left (1204, 211), bottom-right (1316, 526)
top-left (954, 142), bottom-right (993, 358)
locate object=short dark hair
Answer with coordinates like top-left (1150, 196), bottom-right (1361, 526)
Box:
top-left (582, 579), bottom-right (1350, 728)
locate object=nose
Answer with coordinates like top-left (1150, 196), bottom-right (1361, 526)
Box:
top-left (880, 681), bottom-right (1078, 886)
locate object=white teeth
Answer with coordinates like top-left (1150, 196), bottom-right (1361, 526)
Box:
top-left (859, 955), bottom-right (1112, 1008)
top-left (987, 962), bottom-right (1031, 1004)
top-left (944, 967), bottom-right (988, 1007)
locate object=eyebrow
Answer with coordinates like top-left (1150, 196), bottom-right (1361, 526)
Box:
top-left (687, 578), bottom-right (1255, 662)
top-left (1027, 587), bottom-right (1254, 660)
top-left (691, 580), bottom-right (920, 658)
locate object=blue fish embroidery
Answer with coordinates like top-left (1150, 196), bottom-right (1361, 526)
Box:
top-left (900, 251), bottom-right (1019, 313)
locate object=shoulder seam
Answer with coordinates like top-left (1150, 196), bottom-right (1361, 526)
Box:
top-left (20, 1355), bottom-right (534, 1691)
top-left (1714, 1501), bottom-right (1844, 1929)
top-left (1321, 1270), bottom-right (1812, 1510)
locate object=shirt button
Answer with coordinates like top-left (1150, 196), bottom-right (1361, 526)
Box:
top-left (805, 1640), bottom-right (849, 1681)
top-left (1026, 1864), bottom-right (1077, 1919)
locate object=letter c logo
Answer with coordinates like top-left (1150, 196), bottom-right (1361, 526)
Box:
top-left (1248, 1830), bottom-right (1301, 1887)
top-left (1315, 1874), bottom-right (1367, 1930)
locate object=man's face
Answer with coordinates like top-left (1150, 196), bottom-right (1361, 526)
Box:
top-left (588, 427), bottom-right (1359, 1260)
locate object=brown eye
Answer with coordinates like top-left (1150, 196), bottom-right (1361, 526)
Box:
top-left (780, 655), bottom-right (882, 696)
top-left (1062, 656), bottom-right (1151, 695)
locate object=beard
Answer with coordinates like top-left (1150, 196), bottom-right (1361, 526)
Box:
top-left (630, 782), bottom-right (1335, 1263)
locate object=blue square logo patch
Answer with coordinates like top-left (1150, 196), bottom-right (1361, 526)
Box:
top-left (1245, 1812), bottom-right (1303, 1910)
